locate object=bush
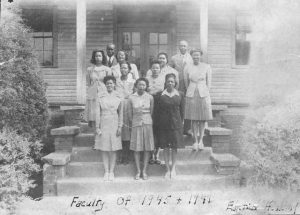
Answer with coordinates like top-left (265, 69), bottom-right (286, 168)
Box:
top-left (0, 2), bottom-right (48, 143)
top-left (0, 127), bottom-right (42, 213)
top-left (240, 91), bottom-right (300, 189)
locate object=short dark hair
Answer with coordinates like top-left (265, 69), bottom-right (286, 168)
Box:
top-left (150, 60), bottom-right (161, 68)
top-left (116, 50), bottom-right (129, 62)
top-left (157, 52), bottom-right (169, 63)
top-left (103, 75), bottom-right (116, 85)
top-left (135, 77), bottom-right (149, 90)
top-left (164, 73), bottom-right (178, 89)
top-left (119, 61), bottom-right (132, 71)
top-left (190, 48), bottom-right (203, 56)
top-left (90, 50), bottom-right (107, 65)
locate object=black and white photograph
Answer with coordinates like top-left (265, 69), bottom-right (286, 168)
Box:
top-left (0, 0), bottom-right (300, 214)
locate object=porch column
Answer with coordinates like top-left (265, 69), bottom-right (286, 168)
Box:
top-left (76, 0), bottom-right (86, 104)
top-left (200, 0), bottom-right (208, 63)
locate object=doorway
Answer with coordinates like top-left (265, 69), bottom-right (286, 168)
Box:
top-left (115, 5), bottom-right (175, 76)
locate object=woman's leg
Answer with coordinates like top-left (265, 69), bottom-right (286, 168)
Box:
top-left (101, 151), bottom-right (109, 180)
top-left (170, 148), bottom-right (177, 178)
top-left (134, 151), bottom-right (141, 178)
top-left (198, 121), bottom-right (206, 149)
top-left (142, 151), bottom-right (151, 179)
top-left (109, 151), bottom-right (117, 174)
top-left (192, 120), bottom-right (199, 150)
top-left (163, 148), bottom-right (171, 178)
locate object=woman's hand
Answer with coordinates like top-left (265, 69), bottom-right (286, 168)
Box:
top-left (96, 128), bottom-right (102, 136)
top-left (116, 127), bottom-right (122, 137)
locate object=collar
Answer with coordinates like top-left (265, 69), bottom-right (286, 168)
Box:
top-left (162, 89), bottom-right (179, 97)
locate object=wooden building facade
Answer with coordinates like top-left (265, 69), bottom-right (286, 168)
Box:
top-left (19, 0), bottom-right (252, 106)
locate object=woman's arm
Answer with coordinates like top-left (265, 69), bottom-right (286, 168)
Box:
top-left (95, 97), bottom-right (101, 135)
top-left (86, 68), bottom-right (91, 87)
top-left (179, 92), bottom-right (185, 122)
top-left (116, 100), bottom-right (123, 136)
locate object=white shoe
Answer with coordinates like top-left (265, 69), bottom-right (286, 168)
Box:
top-left (198, 140), bottom-right (204, 150)
top-left (165, 171), bottom-right (171, 179)
top-left (192, 142), bottom-right (199, 151)
top-left (108, 172), bottom-right (115, 181)
top-left (171, 170), bottom-right (177, 179)
top-left (104, 172), bottom-right (109, 181)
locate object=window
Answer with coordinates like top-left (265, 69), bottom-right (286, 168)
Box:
top-left (122, 32), bottom-right (141, 70)
top-left (149, 32), bottom-right (168, 64)
top-left (22, 9), bottom-right (54, 67)
top-left (234, 13), bottom-right (252, 66)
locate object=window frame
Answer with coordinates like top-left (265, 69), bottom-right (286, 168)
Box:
top-left (22, 6), bottom-right (58, 68)
top-left (231, 11), bottom-right (252, 69)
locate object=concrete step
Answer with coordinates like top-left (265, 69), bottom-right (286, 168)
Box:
top-left (73, 133), bottom-right (210, 148)
top-left (71, 147), bottom-right (213, 162)
top-left (57, 175), bottom-right (235, 196)
top-left (66, 160), bottom-right (215, 178)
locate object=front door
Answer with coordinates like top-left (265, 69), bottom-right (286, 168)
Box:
top-left (118, 27), bottom-right (173, 76)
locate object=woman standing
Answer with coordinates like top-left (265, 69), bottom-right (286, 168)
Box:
top-left (129, 78), bottom-right (154, 180)
top-left (95, 76), bottom-right (123, 181)
top-left (157, 73), bottom-right (184, 179)
top-left (85, 50), bottom-right (111, 128)
top-left (184, 49), bottom-right (213, 151)
top-left (146, 60), bottom-right (165, 165)
top-left (116, 62), bottom-right (135, 164)
top-left (111, 50), bottom-right (139, 82)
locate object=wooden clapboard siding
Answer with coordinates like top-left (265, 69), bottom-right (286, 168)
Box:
top-left (42, 68), bottom-right (77, 104)
top-left (175, 2), bottom-right (200, 51)
top-left (86, 10), bottom-right (114, 65)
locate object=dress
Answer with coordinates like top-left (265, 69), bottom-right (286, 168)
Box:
top-left (85, 65), bottom-right (111, 121)
top-left (129, 92), bottom-right (154, 152)
top-left (184, 62), bottom-right (213, 121)
top-left (157, 90), bottom-right (184, 149)
top-left (94, 91), bottom-right (123, 151)
top-left (116, 78), bottom-right (135, 141)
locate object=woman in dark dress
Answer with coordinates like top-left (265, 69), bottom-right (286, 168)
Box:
top-left (157, 73), bottom-right (184, 179)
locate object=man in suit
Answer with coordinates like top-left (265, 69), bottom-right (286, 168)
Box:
top-left (106, 43), bottom-right (118, 67)
top-left (170, 40), bottom-right (193, 136)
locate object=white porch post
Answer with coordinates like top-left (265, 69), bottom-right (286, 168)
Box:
top-left (200, 0), bottom-right (208, 63)
top-left (76, 0), bottom-right (86, 104)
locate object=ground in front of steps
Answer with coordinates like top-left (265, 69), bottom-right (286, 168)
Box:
top-left (16, 187), bottom-right (300, 215)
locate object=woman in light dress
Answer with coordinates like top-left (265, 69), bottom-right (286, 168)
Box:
top-left (116, 62), bottom-right (135, 164)
top-left (85, 50), bottom-right (111, 128)
top-left (184, 49), bottom-right (213, 151)
top-left (94, 76), bottom-right (123, 181)
top-left (128, 78), bottom-right (154, 180)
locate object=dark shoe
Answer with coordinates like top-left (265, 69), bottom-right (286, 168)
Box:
top-left (149, 159), bottom-right (155, 165)
top-left (154, 159), bottom-right (161, 165)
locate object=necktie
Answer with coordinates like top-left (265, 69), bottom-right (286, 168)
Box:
top-left (108, 57), bottom-right (112, 67)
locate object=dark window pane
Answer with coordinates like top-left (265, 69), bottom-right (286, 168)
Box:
top-left (43, 51), bottom-right (53, 66)
top-left (235, 14), bottom-right (251, 65)
top-left (22, 9), bottom-right (53, 32)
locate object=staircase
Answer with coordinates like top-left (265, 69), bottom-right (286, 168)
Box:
top-left (42, 105), bottom-right (241, 196)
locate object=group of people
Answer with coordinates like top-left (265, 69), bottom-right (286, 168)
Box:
top-left (85, 41), bottom-right (213, 181)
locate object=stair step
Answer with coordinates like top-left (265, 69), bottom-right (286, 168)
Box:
top-left (73, 133), bottom-right (210, 148)
top-left (66, 160), bottom-right (215, 177)
top-left (71, 147), bottom-right (213, 162)
top-left (57, 175), bottom-right (234, 196)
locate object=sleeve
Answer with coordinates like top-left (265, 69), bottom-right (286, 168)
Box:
top-left (117, 100), bottom-right (123, 128)
top-left (179, 92), bottom-right (185, 121)
top-left (86, 68), bottom-right (91, 87)
top-left (206, 65), bottom-right (212, 90)
top-left (183, 66), bottom-right (189, 90)
top-left (95, 97), bottom-right (101, 129)
top-left (131, 64), bottom-right (139, 80)
top-left (146, 69), bottom-right (152, 79)
top-left (174, 69), bottom-right (180, 90)
top-left (128, 97), bottom-right (133, 126)
top-left (150, 95), bottom-right (154, 116)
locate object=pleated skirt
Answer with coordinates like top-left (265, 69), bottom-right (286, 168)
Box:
top-left (184, 88), bottom-right (213, 121)
top-left (130, 125), bottom-right (155, 152)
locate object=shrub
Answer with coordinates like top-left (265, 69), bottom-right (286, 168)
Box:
top-left (240, 91), bottom-right (300, 189)
top-left (0, 2), bottom-right (48, 143)
top-left (0, 127), bottom-right (42, 213)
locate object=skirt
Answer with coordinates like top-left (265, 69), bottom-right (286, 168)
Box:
top-left (159, 128), bottom-right (183, 149)
top-left (130, 125), bottom-right (155, 152)
top-left (184, 88), bottom-right (213, 121)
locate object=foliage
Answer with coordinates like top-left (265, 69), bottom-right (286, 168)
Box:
top-left (0, 2), bottom-right (49, 143)
top-left (0, 127), bottom-right (42, 214)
